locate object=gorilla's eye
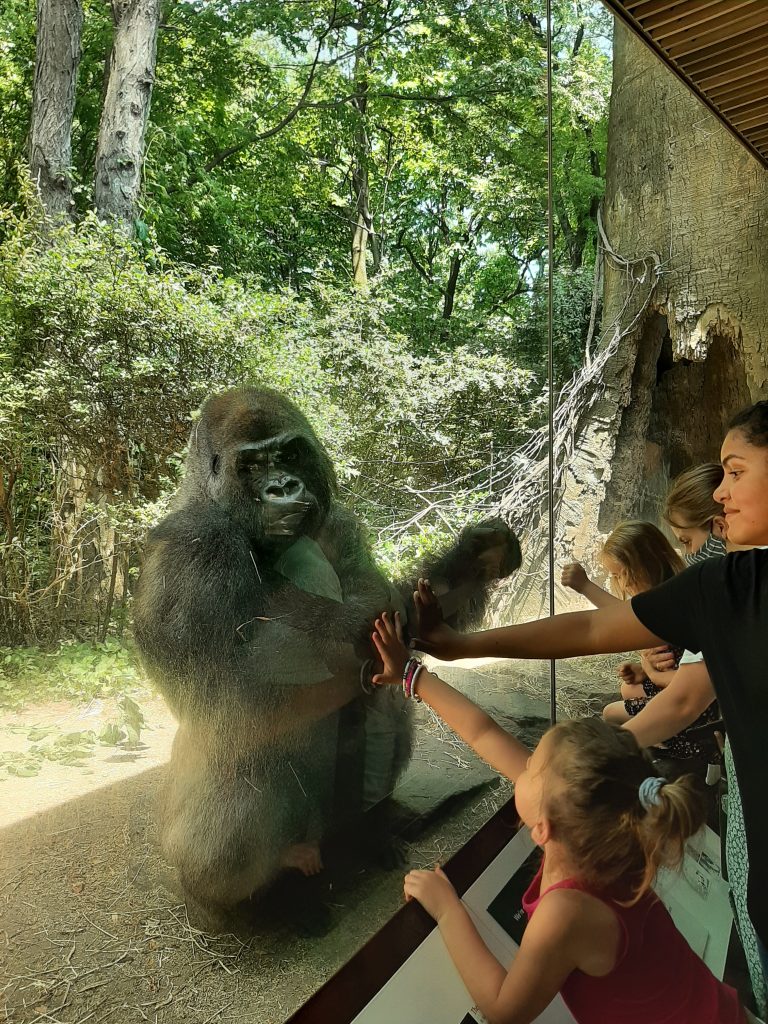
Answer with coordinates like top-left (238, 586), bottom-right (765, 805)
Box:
top-left (282, 437), bottom-right (311, 464)
top-left (236, 448), bottom-right (268, 474)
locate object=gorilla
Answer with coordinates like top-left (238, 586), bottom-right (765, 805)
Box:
top-left (133, 387), bottom-right (520, 929)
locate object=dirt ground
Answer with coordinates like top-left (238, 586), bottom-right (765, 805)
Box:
top-left (0, 660), bottom-right (610, 1024)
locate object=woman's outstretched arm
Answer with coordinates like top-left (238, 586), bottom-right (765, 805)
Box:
top-left (414, 589), bottom-right (664, 662)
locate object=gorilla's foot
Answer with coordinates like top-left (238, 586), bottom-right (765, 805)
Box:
top-left (259, 869), bottom-right (332, 937)
top-left (355, 800), bottom-right (410, 869)
top-left (368, 832), bottom-right (409, 870)
top-left (180, 890), bottom-right (235, 934)
top-left (279, 840), bottom-right (323, 876)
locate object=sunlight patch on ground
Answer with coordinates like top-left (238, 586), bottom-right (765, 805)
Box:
top-left (0, 695), bottom-right (177, 828)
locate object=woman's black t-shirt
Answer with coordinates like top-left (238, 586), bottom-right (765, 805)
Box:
top-left (631, 548), bottom-right (768, 947)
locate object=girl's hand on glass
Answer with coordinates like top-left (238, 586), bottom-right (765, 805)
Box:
top-left (403, 864), bottom-right (459, 922)
top-left (411, 579), bottom-right (464, 660)
top-left (561, 561), bottom-right (590, 594)
top-left (371, 611), bottom-right (409, 685)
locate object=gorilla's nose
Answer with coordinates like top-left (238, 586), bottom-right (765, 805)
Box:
top-left (263, 476), bottom-right (304, 501)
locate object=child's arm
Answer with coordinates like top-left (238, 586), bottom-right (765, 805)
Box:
top-left (561, 562), bottom-right (621, 609)
top-left (623, 662), bottom-right (716, 748)
top-left (405, 869), bottom-right (613, 1024)
top-left (372, 613), bottom-right (530, 783)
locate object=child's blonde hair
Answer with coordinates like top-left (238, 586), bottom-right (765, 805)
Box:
top-left (601, 520), bottom-right (684, 597)
top-left (542, 719), bottom-right (706, 902)
top-left (664, 463), bottom-right (725, 529)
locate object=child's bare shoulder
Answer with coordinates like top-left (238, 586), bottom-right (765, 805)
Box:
top-left (536, 887), bottom-right (622, 975)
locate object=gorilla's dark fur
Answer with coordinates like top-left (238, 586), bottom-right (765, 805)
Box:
top-left (134, 387), bottom-right (520, 926)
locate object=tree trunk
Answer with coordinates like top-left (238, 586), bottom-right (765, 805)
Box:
top-left (28, 0), bottom-right (83, 220)
top-left (498, 19), bottom-right (768, 621)
top-left (350, 0), bottom-right (379, 291)
top-left (559, 18), bottom-right (768, 579)
top-left (93, 0), bottom-right (162, 227)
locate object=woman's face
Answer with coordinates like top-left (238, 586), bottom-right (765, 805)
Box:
top-left (715, 430), bottom-right (768, 546)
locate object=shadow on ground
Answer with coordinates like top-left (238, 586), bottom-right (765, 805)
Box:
top-left (1, 664), bottom-right (555, 1024)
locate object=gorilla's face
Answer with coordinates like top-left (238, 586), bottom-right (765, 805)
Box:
top-left (235, 433), bottom-right (319, 537)
top-left (184, 388), bottom-right (337, 547)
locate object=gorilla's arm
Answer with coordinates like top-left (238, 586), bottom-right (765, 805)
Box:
top-left (400, 519), bottom-right (522, 626)
top-left (133, 505), bottom-right (362, 741)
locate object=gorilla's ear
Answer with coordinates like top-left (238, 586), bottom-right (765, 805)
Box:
top-left (211, 454), bottom-right (220, 475)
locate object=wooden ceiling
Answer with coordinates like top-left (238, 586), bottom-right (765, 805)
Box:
top-left (602, 0), bottom-right (768, 170)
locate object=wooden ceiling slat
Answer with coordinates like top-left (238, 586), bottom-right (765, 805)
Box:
top-left (666, 11), bottom-right (768, 61)
top-left (655, 4), bottom-right (764, 47)
top-left (708, 68), bottom-right (768, 104)
top-left (696, 51), bottom-right (768, 91)
top-left (626, 0), bottom-right (681, 15)
top-left (676, 27), bottom-right (768, 74)
top-left (720, 93), bottom-right (768, 119)
top-left (646, 0), bottom-right (757, 37)
top-left (717, 90), bottom-right (768, 117)
top-left (730, 111), bottom-right (768, 132)
top-left (603, 0), bottom-right (768, 171)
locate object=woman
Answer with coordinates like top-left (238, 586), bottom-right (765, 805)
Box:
top-left (412, 401), bottom-right (768, 980)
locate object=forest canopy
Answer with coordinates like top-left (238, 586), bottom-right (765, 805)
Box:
top-left (0, 0), bottom-right (611, 646)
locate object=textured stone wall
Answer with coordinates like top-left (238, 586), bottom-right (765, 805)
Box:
top-left (558, 18), bottom-right (768, 579)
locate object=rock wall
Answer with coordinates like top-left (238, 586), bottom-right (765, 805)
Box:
top-left (559, 18), bottom-right (768, 576)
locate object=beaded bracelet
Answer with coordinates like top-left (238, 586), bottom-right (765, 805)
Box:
top-left (402, 656), bottom-right (423, 702)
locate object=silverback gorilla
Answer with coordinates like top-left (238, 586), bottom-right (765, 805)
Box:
top-left (134, 387), bottom-right (520, 928)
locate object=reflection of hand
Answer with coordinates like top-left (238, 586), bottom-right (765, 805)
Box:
top-left (620, 680), bottom-right (647, 701)
top-left (403, 864), bottom-right (459, 922)
top-left (371, 612), bottom-right (409, 685)
top-left (561, 562), bottom-right (590, 593)
top-left (643, 645), bottom-right (676, 673)
top-left (411, 579), bottom-right (466, 660)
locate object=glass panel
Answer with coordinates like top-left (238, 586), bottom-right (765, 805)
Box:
top-left (0, 0), bottom-right (576, 1020)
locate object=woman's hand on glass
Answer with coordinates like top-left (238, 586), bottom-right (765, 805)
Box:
top-left (411, 578), bottom-right (466, 660)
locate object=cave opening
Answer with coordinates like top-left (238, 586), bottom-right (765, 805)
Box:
top-left (601, 313), bottom-right (752, 530)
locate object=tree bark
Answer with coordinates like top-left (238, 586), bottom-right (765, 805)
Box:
top-left (28, 0), bottom-right (83, 220)
top-left (558, 19), bottom-right (768, 582)
top-left (498, 19), bottom-right (768, 622)
top-left (350, 27), bottom-right (372, 290)
top-left (93, 0), bottom-right (162, 227)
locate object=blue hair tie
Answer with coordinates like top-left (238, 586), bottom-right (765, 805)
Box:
top-left (639, 776), bottom-right (666, 811)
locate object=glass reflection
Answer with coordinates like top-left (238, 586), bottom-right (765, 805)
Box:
top-left (0, 0), bottom-right (620, 1019)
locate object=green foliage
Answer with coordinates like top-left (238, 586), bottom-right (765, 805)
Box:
top-left (0, 0), bottom-right (612, 645)
top-left (0, 0), bottom-right (610, 363)
top-left (0, 212), bottom-right (539, 644)
top-left (0, 638), bottom-right (144, 707)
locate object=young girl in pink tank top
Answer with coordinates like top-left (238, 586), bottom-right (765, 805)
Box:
top-left (370, 597), bottom-right (750, 1024)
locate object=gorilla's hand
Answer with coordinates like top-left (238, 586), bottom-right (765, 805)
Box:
top-left (464, 521), bottom-right (522, 582)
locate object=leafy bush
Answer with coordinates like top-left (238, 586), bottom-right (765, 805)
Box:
top-left (0, 209), bottom-right (539, 645)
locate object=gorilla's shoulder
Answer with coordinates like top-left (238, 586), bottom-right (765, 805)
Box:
top-left (148, 504), bottom-right (248, 554)
top-left (150, 503), bottom-right (243, 544)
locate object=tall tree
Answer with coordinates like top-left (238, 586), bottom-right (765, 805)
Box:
top-left (28, 0), bottom-right (83, 219)
top-left (93, 0), bottom-right (162, 226)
